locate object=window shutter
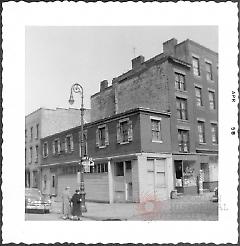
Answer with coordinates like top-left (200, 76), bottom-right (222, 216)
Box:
top-left (128, 120), bottom-right (133, 142)
top-left (64, 138), bottom-right (68, 153)
top-left (105, 126), bottom-right (109, 146)
top-left (117, 122), bottom-right (121, 143)
top-left (96, 129), bottom-right (99, 147)
top-left (70, 135), bottom-right (74, 151)
top-left (52, 141), bottom-right (55, 155)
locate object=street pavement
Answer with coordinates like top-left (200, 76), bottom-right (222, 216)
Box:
top-left (25, 192), bottom-right (218, 221)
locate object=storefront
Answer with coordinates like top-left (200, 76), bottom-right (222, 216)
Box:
top-left (174, 159), bottom-right (198, 194)
top-left (173, 154), bottom-right (218, 194)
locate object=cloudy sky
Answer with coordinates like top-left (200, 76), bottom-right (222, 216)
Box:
top-left (25, 26), bottom-right (218, 115)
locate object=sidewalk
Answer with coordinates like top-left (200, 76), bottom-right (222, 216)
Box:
top-left (51, 192), bottom-right (218, 221)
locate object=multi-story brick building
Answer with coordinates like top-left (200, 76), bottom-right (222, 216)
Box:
top-left (91, 38), bottom-right (218, 194)
top-left (25, 107), bottom-right (91, 189)
top-left (39, 37), bottom-right (218, 203)
top-left (40, 107), bottom-right (173, 203)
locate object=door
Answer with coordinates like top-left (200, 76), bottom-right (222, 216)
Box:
top-left (50, 174), bottom-right (56, 196)
top-left (125, 161), bottom-right (133, 201)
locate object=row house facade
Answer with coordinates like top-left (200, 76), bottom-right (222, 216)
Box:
top-left (40, 108), bottom-right (174, 203)
top-left (90, 38), bottom-right (218, 194)
top-left (25, 107), bottom-right (91, 189)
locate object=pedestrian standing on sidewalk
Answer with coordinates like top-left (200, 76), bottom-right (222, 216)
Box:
top-left (62, 186), bottom-right (71, 220)
top-left (71, 189), bottom-right (82, 220)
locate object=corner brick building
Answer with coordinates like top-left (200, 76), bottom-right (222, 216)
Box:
top-left (40, 38), bottom-right (218, 202)
top-left (91, 38), bottom-right (218, 194)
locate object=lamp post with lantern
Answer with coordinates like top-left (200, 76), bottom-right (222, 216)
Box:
top-left (69, 83), bottom-right (87, 213)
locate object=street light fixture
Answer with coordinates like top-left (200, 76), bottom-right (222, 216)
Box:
top-left (69, 83), bottom-right (87, 213)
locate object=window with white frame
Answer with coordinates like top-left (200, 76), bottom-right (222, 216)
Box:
top-left (36, 124), bottom-right (39, 139)
top-left (205, 62), bottom-right (213, 80)
top-left (92, 163), bottom-right (108, 173)
top-left (178, 129), bottom-right (189, 152)
top-left (43, 142), bottom-right (48, 158)
top-left (192, 56), bottom-right (200, 76)
top-left (151, 118), bottom-right (162, 142)
top-left (209, 91), bottom-right (216, 110)
top-left (195, 87), bottom-right (203, 107)
top-left (29, 147), bottom-right (33, 163)
top-left (176, 97), bottom-right (188, 120)
top-left (30, 127), bottom-right (33, 141)
top-left (65, 135), bottom-right (74, 153)
top-left (117, 119), bottom-right (133, 144)
top-left (35, 145), bottom-right (39, 162)
top-left (52, 138), bottom-right (61, 155)
top-left (96, 125), bottom-right (109, 148)
top-left (197, 121), bottom-right (206, 143)
top-left (175, 72), bottom-right (186, 91)
top-left (211, 123), bottom-right (218, 144)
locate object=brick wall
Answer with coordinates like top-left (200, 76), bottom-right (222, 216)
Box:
top-left (90, 87), bottom-right (115, 122)
top-left (116, 63), bottom-right (170, 114)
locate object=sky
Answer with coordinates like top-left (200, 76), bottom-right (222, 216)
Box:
top-left (25, 26), bottom-right (218, 115)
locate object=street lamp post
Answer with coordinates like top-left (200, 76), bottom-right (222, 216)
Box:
top-left (69, 83), bottom-right (87, 213)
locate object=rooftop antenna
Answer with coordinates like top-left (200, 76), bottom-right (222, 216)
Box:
top-left (133, 46), bottom-right (136, 58)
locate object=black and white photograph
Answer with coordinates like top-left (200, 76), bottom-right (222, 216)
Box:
top-left (2, 2), bottom-right (238, 244)
top-left (24, 26), bottom-right (219, 222)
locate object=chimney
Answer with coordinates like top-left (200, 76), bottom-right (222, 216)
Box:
top-left (132, 55), bottom-right (145, 69)
top-left (163, 38), bottom-right (177, 56)
top-left (100, 80), bottom-right (108, 92)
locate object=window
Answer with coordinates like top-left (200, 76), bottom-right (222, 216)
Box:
top-left (35, 145), bottom-right (39, 162)
top-left (175, 72), bottom-right (186, 91)
top-left (30, 127), bottom-right (33, 141)
top-left (195, 87), bottom-right (203, 107)
top-left (117, 119), bottom-right (133, 144)
top-left (211, 124), bottom-right (218, 144)
top-left (151, 119), bottom-right (162, 142)
top-left (121, 121), bottom-right (128, 142)
top-left (115, 162), bottom-right (124, 176)
top-left (176, 97), bottom-right (188, 120)
top-left (65, 135), bottom-right (74, 153)
top-left (96, 125), bottom-right (109, 148)
top-left (52, 139), bottom-right (61, 155)
top-left (29, 147), bottom-right (33, 163)
top-left (79, 131), bottom-right (88, 157)
top-left (52, 176), bottom-right (55, 188)
top-left (36, 124), bottom-right (39, 139)
top-left (192, 57), bottom-right (200, 76)
top-left (198, 121), bottom-right (206, 143)
top-left (43, 142), bottom-right (48, 158)
top-left (206, 62), bottom-right (213, 80)
top-left (92, 163), bottom-right (108, 173)
top-left (125, 161), bottom-right (132, 170)
top-left (178, 129), bottom-right (189, 152)
top-left (209, 91), bottom-right (216, 110)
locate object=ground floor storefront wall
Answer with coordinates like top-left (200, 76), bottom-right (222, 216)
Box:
top-left (40, 152), bottom-right (174, 203)
top-left (173, 153), bottom-right (218, 194)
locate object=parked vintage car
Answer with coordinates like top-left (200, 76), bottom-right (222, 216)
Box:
top-left (25, 188), bottom-right (51, 213)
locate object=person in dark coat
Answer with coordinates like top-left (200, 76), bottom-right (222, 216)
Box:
top-left (71, 189), bottom-right (82, 220)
